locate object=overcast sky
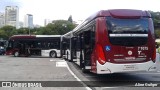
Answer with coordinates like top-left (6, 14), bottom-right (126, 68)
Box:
top-left (0, 0), bottom-right (160, 26)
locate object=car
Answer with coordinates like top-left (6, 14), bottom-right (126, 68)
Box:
top-left (0, 46), bottom-right (5, 55)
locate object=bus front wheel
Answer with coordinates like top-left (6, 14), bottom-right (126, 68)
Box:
top-left (50, 51), bottom-right (57, 58)
top-left (14, 51), bottom-right (19, 57)
top-left (66, 52), bottom-right (69, 60)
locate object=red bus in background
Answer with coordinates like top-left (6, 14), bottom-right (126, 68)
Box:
top-left (61, 9), bottom-right (157, 74)
top-left (5, 35), bottom-right (61, 57)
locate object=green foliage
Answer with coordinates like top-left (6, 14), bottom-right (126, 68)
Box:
top-left (51, 20), bottom-right (75, 35)
top-left (149, 11), bottom-right (160, 38)
top-left (0, 30), bottom-right (7, 39)
top-left (155, 29), bottom-right (160, 38)
top-left (0, 20), bottom-right (76, 40)
top-left (0, 25), bottom-right (16, 39)
top-left (150, 11), bottom-right (160, 28)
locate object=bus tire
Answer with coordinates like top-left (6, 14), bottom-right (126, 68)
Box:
top-left (67, 52), bottom-right (72, 62)
top-left (66, 52), bottom-right (69, 60)
top-left (82, 67), bottom-right (89, 73)
top-left (14, 51), bottom-right (19, 57)
top-left (50, 51), bottom-right (57, 58)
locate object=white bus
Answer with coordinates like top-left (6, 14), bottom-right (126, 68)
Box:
top-left (6, 35), bottom-right (61, 57)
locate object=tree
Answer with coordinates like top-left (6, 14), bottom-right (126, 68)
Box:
top-left (150, 11), bottom-right (160, 28)
top-left (68, 15), bottom-right (73, 23)
top-left (0, 25), bottom-right (16, 39)
top-left (0, 29), bottom-right (7, 39)
top-left (148, 11), bottom-right (160, 38)
top-left (48, 20), bottom-right (76, 35)
top-left (0, 19), bottom-right (76, 38)
top-left (16, 28), bottom-right (29, 35)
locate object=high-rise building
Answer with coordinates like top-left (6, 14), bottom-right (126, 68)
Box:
top-left (44, 19), bottom-right (52, 26)
top-left (24, 14), bottom-right (33, 28)
top-left (5, 6), bottom-right (19, 29)
top-left (19, 21), bottom-right (24, 28)
top-left (0, 12), bottom-right (5, 28)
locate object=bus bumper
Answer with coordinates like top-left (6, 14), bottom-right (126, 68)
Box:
top-left (96, 60), bottom-right (157, 74)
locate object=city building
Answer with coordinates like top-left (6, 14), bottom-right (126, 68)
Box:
top-left (24, 14), bottom-right (33, 28)
top-left (19, 21), bottom-right (24, 28)
top-left (5, 6), bottom-right (19, 29)
top-left (0, 12), bottom-right (5, 28)
top-left (44, 19), bottom-right (52, 26)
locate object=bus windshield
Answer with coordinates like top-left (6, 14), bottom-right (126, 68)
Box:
top-left (106, 17), bottom-right (149, 46)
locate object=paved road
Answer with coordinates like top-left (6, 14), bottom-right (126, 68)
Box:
top-left (1, 55), bottom-right (160, 90)
top-left (0, 56), bottom-right (88, 90)
top-left (67, 60), bottom-right (160, 90)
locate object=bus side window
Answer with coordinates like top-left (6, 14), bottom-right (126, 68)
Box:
top-left (8, 41), bottom-right (13, 48)
top-left (72, 37), bottom-right (77, 57)
top-left (37, 42), bottom-right (41, 48)
top-left (76, 36), bottom-right (81, 51)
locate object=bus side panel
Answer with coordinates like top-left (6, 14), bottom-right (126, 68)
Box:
top-left (91, 17), bottom-right (106, 73)
top-left (148, 18), bottom-right (156, 61)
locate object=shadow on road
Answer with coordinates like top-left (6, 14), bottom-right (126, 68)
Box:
top-left (67, 61), bottom-right (158, 87)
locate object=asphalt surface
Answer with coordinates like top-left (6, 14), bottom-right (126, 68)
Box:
top-left (67, 59), bottom-right (160, 90)
top-left (0, 55), bottom-right (160, 90)
top-left (0, 56), bottom-right (87, 90)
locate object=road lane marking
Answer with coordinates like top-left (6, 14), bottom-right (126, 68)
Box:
top-left (65, 61), bottom-right (92, 90)
top-left (50, 59), bottom-right (65, 62)
top-left (56, 62), bottom-right (67, 67)
top-left (50, 59), bottom-right (54, 61)
top-left (135, 72), bottom-right (160, 75)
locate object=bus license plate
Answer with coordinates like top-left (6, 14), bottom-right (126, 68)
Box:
top-left (123, 65), bottom-right (137, 70)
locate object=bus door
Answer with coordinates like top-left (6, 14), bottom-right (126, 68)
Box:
top-left (82, 25), bottom-right (95, 70)
top-left (75, 36), bottom-right (81, 65)
top-left (83, 31), bottom-right (91, 67)
top-left (71, 37), bottom-right (77, 61)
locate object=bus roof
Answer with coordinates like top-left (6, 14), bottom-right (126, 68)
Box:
top-left (9, 35), bottom-right (61, 40)
top-left (85, 9), bottom-right (151, 22)
top-left (36, 35), bottom-right (61, 37)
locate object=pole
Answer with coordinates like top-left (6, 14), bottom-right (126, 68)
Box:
top-left (29, 28), bottom-right (30, 35)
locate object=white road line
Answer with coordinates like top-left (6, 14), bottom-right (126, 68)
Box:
top-left (50, 59), bottom-right (54, 61)
top-left (56, 61), bottom-right (67, 67)
top-left (65, 61), bottom-right (92, 90)
top-left (101, 87), bottom-right (119, 89)
top-left (136, 72), bottom-right (160, 75)
top-left (50, 59), bottom-right (65, 62)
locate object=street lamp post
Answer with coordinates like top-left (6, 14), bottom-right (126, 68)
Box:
top-left (29, 28), bottom-right (30, 35)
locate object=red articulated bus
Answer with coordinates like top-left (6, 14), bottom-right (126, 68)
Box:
top-left (6, 35), bottom-right (61, 57)
top-left (61, 9), bottom-right (157, 74)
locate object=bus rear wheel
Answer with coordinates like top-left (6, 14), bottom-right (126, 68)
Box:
top-left (14, 51), bottom-right (19, 57)
top-left (82, 67), bottom-right (89, 73)
top-left (50, 51), bottom-right (57, 58)
top-left (66, 52), bottom-right (69, 60)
